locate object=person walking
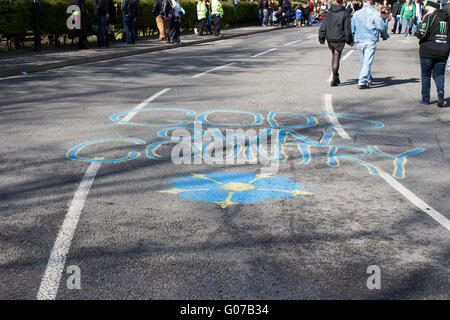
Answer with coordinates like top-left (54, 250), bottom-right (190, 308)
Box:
top-left (302, 3), bottom-right (310, 26)
top-left (412, 0), bottom-right (423, 34)
top-left (261, 0), bottom-right (269, 26)
top-left (415, 0), bottom-right (449, 107)
top-left (269, 0), bottom-right (275, 25)
top-left (166, 0), bottom-right (183, 43)
top-left (106, 0), bottom-right (117, 45)
top-left (94, 0), bottom-right (111, 48)
top-left (211, 0), bottom-right (224, 36)
top-left (153, 0), bottom-right (166, 41)
top-left (205, 0), bottom-right (213, 34)
top-left (295, 5), bottom-right (303, 27)
top-left (400, 0), bottom-right (415, 36)
top-left (391, 0), bottom-right (402, 34)
top-left (308, 0), bottom-right (314, 25)
top-left (351, 0), bottom-right (389, 89)
top-left (193, 0), bottom-right (199, 35)
top-left (197, 0), bottom-right (208, 36)
top-left (319, 0), bottom-right (353, 86)
top-left (122, 0), bottom-right (140, 44)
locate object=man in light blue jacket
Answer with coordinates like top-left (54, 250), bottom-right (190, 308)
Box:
top-left (351, 0), bottom-right (389, 89)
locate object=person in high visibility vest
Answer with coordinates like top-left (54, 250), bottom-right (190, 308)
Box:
top-left (197, 0), bottom-right (208, 35)
top-left (211, 0), bottom-right (224, 36)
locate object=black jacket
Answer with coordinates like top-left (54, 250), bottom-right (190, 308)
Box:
top-left (153, 0), bottom-right (164, 16)
top-left (122, 0), bottom-right (142, 17)
top-left (94, 0), bottom-right (110, 16)
top-left (391, 1), bottom-right (402, 17)
top-left (302, 6), bottom-right (310, 17)
top-left (319, 4), bottom-right (352, 44)
top-left (415, 10), bottom-right (450, 60)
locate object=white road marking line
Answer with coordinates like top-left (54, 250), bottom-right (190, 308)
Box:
top-left (283, 39), bottom-right (302, 46)
top-left (324, 94), bottom-right (351, 140)
top-left (192, 62), bottom-right (236, 78)
top-left (306, 34), bottom-right (316, 39)
top-left (37, 160), bottom-right (103, 300)
top-left (251, 48), bottom-right (277, 58)
top-left (342, 50), bottom-right (354, 61)
top-left (121, 88), bottom-right (171, 123)
top-left (378, 169), bottom-right (450, 232)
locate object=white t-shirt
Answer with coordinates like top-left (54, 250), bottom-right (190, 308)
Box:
top-left (415, 3), bottom-right (421, 17)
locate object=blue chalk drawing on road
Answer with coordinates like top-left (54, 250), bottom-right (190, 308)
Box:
top-left (160, 172), bottom-right (313, 208)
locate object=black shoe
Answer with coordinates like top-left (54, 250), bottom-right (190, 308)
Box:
top-left (335, 73), bottom-right (341, 85)
top-left (330, 79), bottom-right (338, 87)
top-left (438, 92), bottom-right (445, 107)
top-left (391, 29), bottom-right (395, 34)
top-left (358, 84), bottom-right (370, 89)
top-left (366, 81), bottom-right (372, 87)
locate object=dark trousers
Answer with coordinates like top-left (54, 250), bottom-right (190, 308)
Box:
top-left (123, 16), bottom-right (136, 44)
top-left (420, 57), bottom-right (446, 103)
top-left (212, 14), bottom-right (221, 36)
top-left (197, 19), bottom-right (206, 35)
top-left (97, 15), bottom-right (107, 47)
top-left (168, 18), bottom-right (181, 43)
top-left (393, 15), bottom-right (402, 33)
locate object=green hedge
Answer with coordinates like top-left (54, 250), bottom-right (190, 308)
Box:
top-left (0, 0), bottom-right (259, 48)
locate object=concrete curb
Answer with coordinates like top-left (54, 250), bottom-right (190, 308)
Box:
top-left (0, 26), bottom-right (293, 78)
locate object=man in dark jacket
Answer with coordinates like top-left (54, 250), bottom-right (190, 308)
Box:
top-left (122, 0), bottom-right (141, 44)
top-left (153, 0), bottom-right (166, 40)
top-left (94, 0), bottom-right (111, 47)
top-left (391, 0), bottom-right (403, 33)
top-left (415, 0), bottom-right (449, 107)
top-left (319, 0), bottom-right (353, 86)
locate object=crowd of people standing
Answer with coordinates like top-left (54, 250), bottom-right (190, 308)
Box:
top-left (72, 0), bottom-right (224, 49)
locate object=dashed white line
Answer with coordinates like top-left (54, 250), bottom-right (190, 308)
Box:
top-left (37, 160), bottom-right (103, 300)
top-left (121, 88), bottom-right (171, 123)
top-left (283, 39), bottom-right (302, 46)
top-left (251, 48), bottom-right (277, 58)
top-left (306, 34), bottom-right (316, 39)
top-left (324, 94), bottom-right (351, 140)
top-left (342, 50), bottom-right (355, 61)
top-left (378, 169), bottom-right (450, 232)
top-left (192, 62), bottom-right (237, 78)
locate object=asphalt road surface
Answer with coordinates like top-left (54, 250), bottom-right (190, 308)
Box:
top-left (1, 25), bottom-right (449, 300)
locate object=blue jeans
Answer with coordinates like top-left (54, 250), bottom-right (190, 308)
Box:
top-left (420, 57), bottom-right (446, 103)
top-left (393, 15), bottom-right (402, 33)
top-left (123, 16), bottom-right (136, 44)
top-left (403, 17), bottom-right (412, 35)
top-left (356, 40), bottom-right (377, 85)
top-left (412, 16), bottom-right (421, 34)
top-left (97, 15), bottom-right (107, 47)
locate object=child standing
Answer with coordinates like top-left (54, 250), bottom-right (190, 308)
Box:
top-left (295, 6), bottom-right (303, 27)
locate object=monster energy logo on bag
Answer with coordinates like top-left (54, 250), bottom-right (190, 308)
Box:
top-left (440, 21), bottom-right (447, 34)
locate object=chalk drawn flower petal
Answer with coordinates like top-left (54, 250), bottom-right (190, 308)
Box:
top-left (231, 189), bottom-right (293, 203)
top-left (251, 176), bottom-right (301, 190)
top-left (177, 188), bottom-right (230, 203)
